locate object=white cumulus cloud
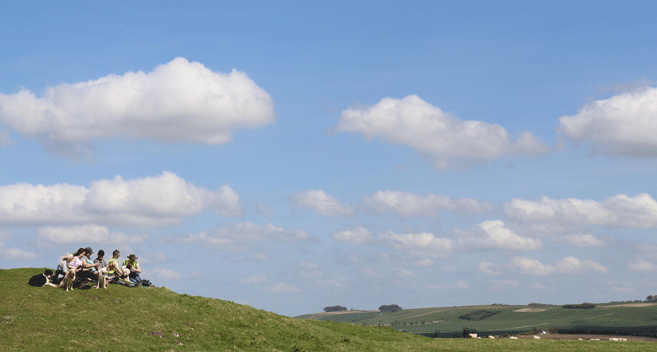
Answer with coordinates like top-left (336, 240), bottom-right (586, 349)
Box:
top-left (176, 222), bottom-right (314, 252)
top-left (504, 193), bottom-right (657, 231)
top-left (558, 86), bottom-right (657, 157)
top-left (457, 220), bottom-right (543, 251)
top-left (0, 171), bottom-right (241, 227)
top-left (335, 95), bottom-right (548, 170)
top-left (1, 247), bottom-right (39, 260)
top-left (37, 224), bottom-right (148, 244)
top-left (332, 227), bottom-right (373, 245)
top-left (478, 262), bottom-right (503, 275)
top-left (364, 190), bottom-right (493, 218)
top-left (0, 57), bottom-right (275, 158)
top-left (628, 260), bottom-right (657, 272)
top-left (510, 256), bottom-right (608, 275)
top-left (381, 231), bottom-right (452, 258)
top-left (291, 190), bottom-right (353, 216)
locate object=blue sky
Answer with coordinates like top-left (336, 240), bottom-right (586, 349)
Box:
top-left (2, 1), bottom-right (657, 316)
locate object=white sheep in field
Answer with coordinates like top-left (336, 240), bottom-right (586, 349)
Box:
top-left (609, 338), bottom-right (619, 341)
top-left (488, 336), bottom-right (495, 339)
top-left (509, 336), bottom-right (518, 340)
top-left (533, 336), bottom-right (541, 339)
top-left (468, 333), bottom-right (478, 338)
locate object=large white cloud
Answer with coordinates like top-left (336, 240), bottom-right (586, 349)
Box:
top-left (510, 256), bottom-right (608, 275)
top-left (558, 87), bottom-right (657, 157)
top-left (364, 190), bottom-right (492, 218)
top-left (335, 95), bottom-right (548, 170)
top-left (37, 224), bottom-right (148, 244)
top-left (0, 57), bottom-right (275, 158)
top-left (0, 171), bottom-right (241, 227)
top-left (505, 193), bottom-right (657, 231)
top-left (457, 220), bottom-right (543, 251)
top-left (176, 222), bottom-right (314, 252)
top-left (291, 190), bottom-right (353, 216)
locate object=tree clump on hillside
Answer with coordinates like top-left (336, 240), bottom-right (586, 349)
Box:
top-left (562, 302), bottom-right (596, 309)
top-left (458, 310), bottom-right (501, 321)
top-left (528, 303), bottom-right (549, 307)
top-left (378, 304), bottom-right (402, 312)
top-left (323, 305), bottom-right (347, 312)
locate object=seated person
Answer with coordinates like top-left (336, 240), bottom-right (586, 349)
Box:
top-left (122, 254), bottom-right (142, 284)
top-left (71, 248), bottom-right (96, 284)
top-left (53, 253), bottom-right (73, 284)
top-left (94, 249), bottom-right (107, 270)
top-left (68, 248), bottom-right (85, 271)
top-left (107, 250), bottom-right (121, 283)
top-left (82, 247), bottom-right (99, 274)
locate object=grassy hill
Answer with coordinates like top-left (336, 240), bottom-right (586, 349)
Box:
top-left (298, 303), bottom-right (657, 337)
top-left (2, 268), bottom-right (656, 352)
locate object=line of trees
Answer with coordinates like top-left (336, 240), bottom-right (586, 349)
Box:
top-left (379, 304), bottom-right (402, 312)
top-left (562, 302), bottom-right (596, 309)
top-left (323, 305), bottom-right (347, 312)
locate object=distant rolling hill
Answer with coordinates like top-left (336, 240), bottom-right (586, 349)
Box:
top-left (297, 303), bottom-right (657, 338)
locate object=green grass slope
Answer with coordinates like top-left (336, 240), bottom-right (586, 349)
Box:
top-left (1, 269), bottom-right (655, 352)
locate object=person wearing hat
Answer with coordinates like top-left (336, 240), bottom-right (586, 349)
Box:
top-left (122, 254), bottom-right (141, 284)
top-left (70, 247), bottom-right (96, 284)
top-left (81, 247), bottom-right (99, 274)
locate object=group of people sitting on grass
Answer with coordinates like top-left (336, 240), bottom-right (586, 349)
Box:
top-left (52, 247), bottom-right (151, 289)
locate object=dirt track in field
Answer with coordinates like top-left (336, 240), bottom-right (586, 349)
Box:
top-left (598, 303), bottom-right (656, 308)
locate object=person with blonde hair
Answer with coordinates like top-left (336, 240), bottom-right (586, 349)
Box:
top-left (52, 253), bottom-right (74, 285)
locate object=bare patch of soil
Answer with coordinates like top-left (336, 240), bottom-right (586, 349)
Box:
top-left (514, 308), bottom-right (546, 312)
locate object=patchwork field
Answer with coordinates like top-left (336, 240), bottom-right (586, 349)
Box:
top-left (298, 303), bottom-right (657, 338)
